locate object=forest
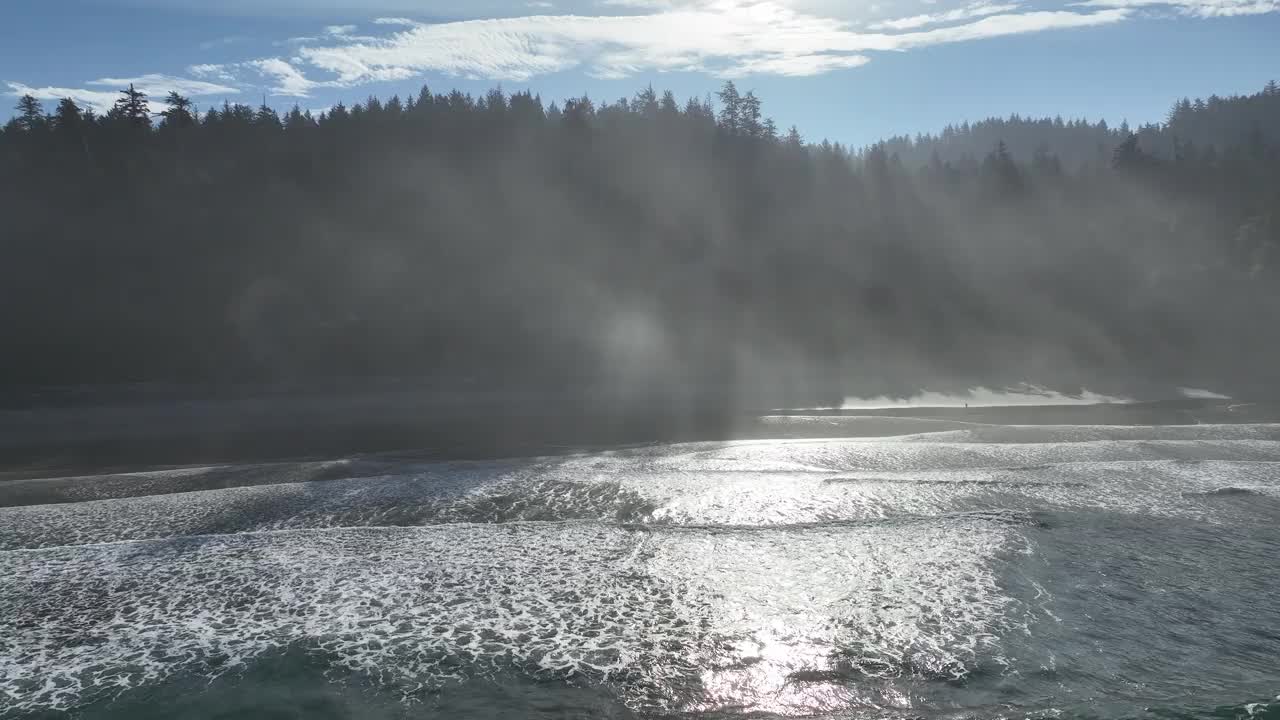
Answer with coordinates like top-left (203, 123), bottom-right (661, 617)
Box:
top-left (2, 80), bottom-right (1279, 406)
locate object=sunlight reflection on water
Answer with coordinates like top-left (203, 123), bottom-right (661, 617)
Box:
top-left (3, 420), bottom-right (1279, 718)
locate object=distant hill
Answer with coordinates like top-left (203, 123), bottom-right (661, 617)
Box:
top-left (871, 81), bottom-right (1280, 171)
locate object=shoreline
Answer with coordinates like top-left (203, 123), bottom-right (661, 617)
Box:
top-left (3, 389), bottom-right (1277, 481)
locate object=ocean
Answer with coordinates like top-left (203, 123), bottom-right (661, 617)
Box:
top-left (3, 413), bottom-right (1279, 719)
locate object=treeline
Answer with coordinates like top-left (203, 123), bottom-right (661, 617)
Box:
top-left (878, 81), bottom-right (1280, 172)
top-left (1, 80), bottom-right (1279, 405)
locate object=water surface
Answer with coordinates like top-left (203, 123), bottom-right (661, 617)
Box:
top-left (3, 418), bottom-right (1279, 718)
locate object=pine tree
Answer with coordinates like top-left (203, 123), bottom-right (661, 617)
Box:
top-left (634, 85), bottom-right (659, 117)
top-left (158, 92), bottom-right (196, 129)
top-left (53, 98), bottom-right (85, 132)
top-left (483, 88), bottom-right (506, 116)
top-left (982, 140), bottom-right (1021, 191)
top-left (659, 90), bottom-right (679, 117)
top-left (255, 101), bottom-right (282, 130)
top-left (415, 85), bottom-right (433, 110)
top-left (1112, 133), bottom-right (1149, 172)
top-left (683, 96), bottom-right (703, 119)
top-left (716, 81), bottom-right (741, 134)
top-left (740, 91), bottom-right (763, 137)
top-left (14, 95), bottom-right (45, 132)
top-left (109, 84), bottom-right (151, 130)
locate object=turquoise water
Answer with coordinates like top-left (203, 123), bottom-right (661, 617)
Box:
top-left (3, 421), bottom-right (1279, 718)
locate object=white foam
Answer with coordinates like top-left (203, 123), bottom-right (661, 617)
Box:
top-left (7, 424), bottom-right (1279, 715)
top-left (1, 459), bottom-right (381, 504)
top-left (837, 384), bottom-right (1133, 409)
top-left (893, 423), bottom-right (1280, 444)
top-left (6, 437), bottom-right (1280, 550)
top-left (1180, 387), bottom-right (1232, 400)
top-left (570, 436), bottom-right (1280, 474)
top-left (0, 520), bottom-right (1021, 716)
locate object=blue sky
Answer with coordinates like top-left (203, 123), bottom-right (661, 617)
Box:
top-left (3, 0), bottom-right (1277, 146)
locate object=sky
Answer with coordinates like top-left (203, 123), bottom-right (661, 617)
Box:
top-left (2, 0), bottom-right (1277, 146)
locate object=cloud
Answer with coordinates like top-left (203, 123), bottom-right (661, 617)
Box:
top-left (7, 75), bottom-right (240, 113)
top-left (283, 22), bottom-right (379, 47)
top-left (188, 63), bottom-right (238, 82)
top-left (161, 57), bottom-right (341, 101)
top-left (1073, 0), bottom-right (1278, 15)
top-left (869, 2), bottom-right (1021, 30)
top-left (10, 0), bottom-right (1145, 112)
top-left (723, 53), bottom-right (871, 77)
top-left (87, 74), bottom-right (242, 98)
top-left (249, 58), bottom-right (320, 96)
top-left (883, 8), bottom-right (1129, 48)
top-left (5, 83), bottom-right (121, 115)
top-left (284, 0), bottom-right (1128, 85)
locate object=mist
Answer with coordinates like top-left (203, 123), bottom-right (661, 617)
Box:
top-left (2, 80), bottom-right (1279, 425)
top-left (6, 74), bottom-right (1280, 720)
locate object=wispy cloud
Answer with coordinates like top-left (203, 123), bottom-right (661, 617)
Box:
top-left (8, 0), bottom-right (1170, 113)
top-left (249, 58), bottom-right (322, 96)
top-left (281, 1), bottom-right (1128, 85)
top-left (1073, 0), bottom-right (1278, 15)
top-left (87, 74), bottom-right (242, 96)
top-left (188, 63), bottom-right (238, 82)
top-left (869, 2), bottom-right (1021, 30)
top-left (283, 22), bottom-right (377, 46)
top-left (5, 83), bottom-right (121, 114)
top-left (7, 75), bottom-right (240, 113)
top-left (885, 8), bottom-right (1129, 47)
top-left (726, 53), bottom-right (872, 76)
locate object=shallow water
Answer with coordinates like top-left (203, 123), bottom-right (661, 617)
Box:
top-left (3, 420), bottom-right (1279, 718)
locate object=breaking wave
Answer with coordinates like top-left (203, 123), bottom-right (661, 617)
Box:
top-left (3, 420), bottom-right (1280, 718)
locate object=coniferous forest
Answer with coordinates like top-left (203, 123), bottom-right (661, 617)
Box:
top-left (2, 81), bottom-right (1279, 405)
